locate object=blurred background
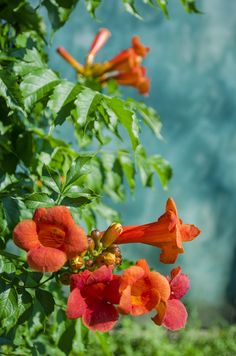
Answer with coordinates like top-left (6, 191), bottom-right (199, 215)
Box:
top-left (49, 0), bottom-right (236, 324)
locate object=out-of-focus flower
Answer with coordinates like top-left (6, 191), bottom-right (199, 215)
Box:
top-left (152, 266), bottom-right (190, 331)
top-left (57, 29), bottom-right (150, 95)
top-left (115, 197), bottom-right (201, 263)
top-left (66, 265), bottom-right (120, 332)
top-left (13, 206), bottom-right (88, 272)
top-left (118, 259), bottom-right (170, 316)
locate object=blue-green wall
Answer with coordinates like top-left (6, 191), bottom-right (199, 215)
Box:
top-left (49, 0), bottom-right (236, 309)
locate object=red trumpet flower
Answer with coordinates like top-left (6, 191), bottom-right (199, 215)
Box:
top-left (13, 206), bottom-right (88, 272)
top-left (66, 265), bottom-right (120, 332)
top-left (115, 198), bottom-right (201, 263)
top-left (152, 266), bottom-right (190, 331)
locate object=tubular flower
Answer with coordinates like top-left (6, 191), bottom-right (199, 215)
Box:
top-left (66, 265), bottom-right (121, 332)
top-left (57, 29), bottom-right (150, 95)
top-left (152, 267), bottom-right (190, 331)
top-left (119, 259), bottom-right (170, 316)
top-left (115, 197), bottom-right (201, 264)
top-left (13, 206), bottom-right (88, 272)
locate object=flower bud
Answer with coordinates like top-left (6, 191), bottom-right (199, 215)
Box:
top-left (91, 229), bottom-right (102, 241)
top-left (101, 223), bottom-right (123, 248)
top-left (107, 244), bottom-right (121, 257)
top-left (87, 237), bottom-right (95, 251)
top-left (85, 259), bottom-right (94, 268)
top-left (59, 272), bottom-right (71, 285)
top-left (70, 256), bottom-right (84, 270)
top-left (115, 257), bottom-right (122, 266)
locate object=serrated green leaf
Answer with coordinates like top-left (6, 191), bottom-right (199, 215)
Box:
top-left (0, 281), bottom-right (18, 322)
top-left (128, 99), bottom-right (162, 139)
top-left (20, 69), bottom-right (60, 110)
top-left (75, 88), bottom-right (102, 126)
top-left (24, 193), bottom-right (54, 209)
top-left (35, 289), bottom-right (55, 316)
top-left (64, 154), bottom-right (93, 189)
top-left (48, 81), bottom-right (82, 125)
top-left (107, 97), bottom-right (140, 150)
top-left (157, 0), bottom-right (169, 17)
top-left (14, 48), bottom-right (46, 77)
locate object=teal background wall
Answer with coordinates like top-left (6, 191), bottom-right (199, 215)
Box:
top-left (49, 1), bottom-right (236, 312)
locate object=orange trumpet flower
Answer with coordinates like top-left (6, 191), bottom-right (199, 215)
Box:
top-left (115, 198), bottom-right (200, 263)
top-left (57, 29), bottom-right (150, 95)
top-left (13, 206), bottom-right (88, 272)
top-left (119, 259), bottom-right (170, 316)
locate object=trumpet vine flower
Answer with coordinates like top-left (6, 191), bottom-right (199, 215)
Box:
top-left (13, 206), bottom-right (88, 272)
top-left (119, 259), bottom-right (170, 316)
top-left (115, 198), bottom-right (200, 263)
top-left (57, 29), bottom-right (150, 94)
top-left (66, 265), bottom-right (120, 332)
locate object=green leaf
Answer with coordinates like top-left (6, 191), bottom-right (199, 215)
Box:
top-left (64, 154), bottom-right (93, 189)
top-left (24, 193), bottom-right (54, 209)
top-left (0, 255), bottom-right (16, 273)
top-left (0, 70), bottom-right (25, 114)
top-left (0, 281), bottom-right (18, 322)
top-left (74, 88), bottom-right (102, 126)
top-left (43, 165), bottom-right (62, 193)
top-left (149, 155), bottom-right (172, 189)
top-left (157, 0), bottom-right (169, 17)
top-left (20, 69), bottom-right (60, 110)
top-left (58, 320), bottom-right (76, 355)
top-left (48, 81), bottom-right (82, 125)
top-left (61, 195), bottom-right (94, 207)
top-left (118, 150), bottom-right (135, 191)
top-left (128, 99), bottom-right (162, 139)
top-left (107, 97), bottom-right (140, 150)
top-left (2, 197), bottom-right (20, 230)
top-left (122, 0), bottom-right (142, 19)
top-left (0, 0), bottom-right (44, 35)
top-left (43, 0), bottom-right (78, 31)
top-left (85, 0), bottom-right (101, 17)
top-left (35, 289), bottom-right (55, 316)
top-left (14, 48), bottom-right (46, 77)
top-left (135, 145), bottom-right (153, 187)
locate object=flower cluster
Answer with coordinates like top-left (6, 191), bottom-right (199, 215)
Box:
top-left (13, 198), bottom-right (200, 332)
top-left (57, 28), bottom-right (150, 95)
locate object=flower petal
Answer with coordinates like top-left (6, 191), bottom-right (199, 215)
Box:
top-left (180, 224), bottom-right (201, 242)
top-left (86, 265), bottom-right (113, 285)
top-left (66, 288), bottom-right (87, 319)
top-left (118, 286), bottom-right (132, 314)
top-left (119, 266), bottom-right (145, 291)
top-left (65, 224), bottom-right (88, 259)
top-left (70, 270), bottom-right (91, 291)
top-left (170, 272), bottom-right (190, 300)
top-left (149, 271), bottom-right (170, 302)
top-left (135, 259), bottom-right (150, 275)
top-left (13, 220), bottom-right (40, 251)
top-left (162, 299), bottom-right (188, 331)
top-left (27, 246), bottom-right (67, 272)
top-left (83, 302), bottom-right (118, 332)
top-left (152, 300), bottom-right (167, 326)
top-left (105, 275), bottom-right (121, 305)
top-left (37, 206), bottom-right (75, 231)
